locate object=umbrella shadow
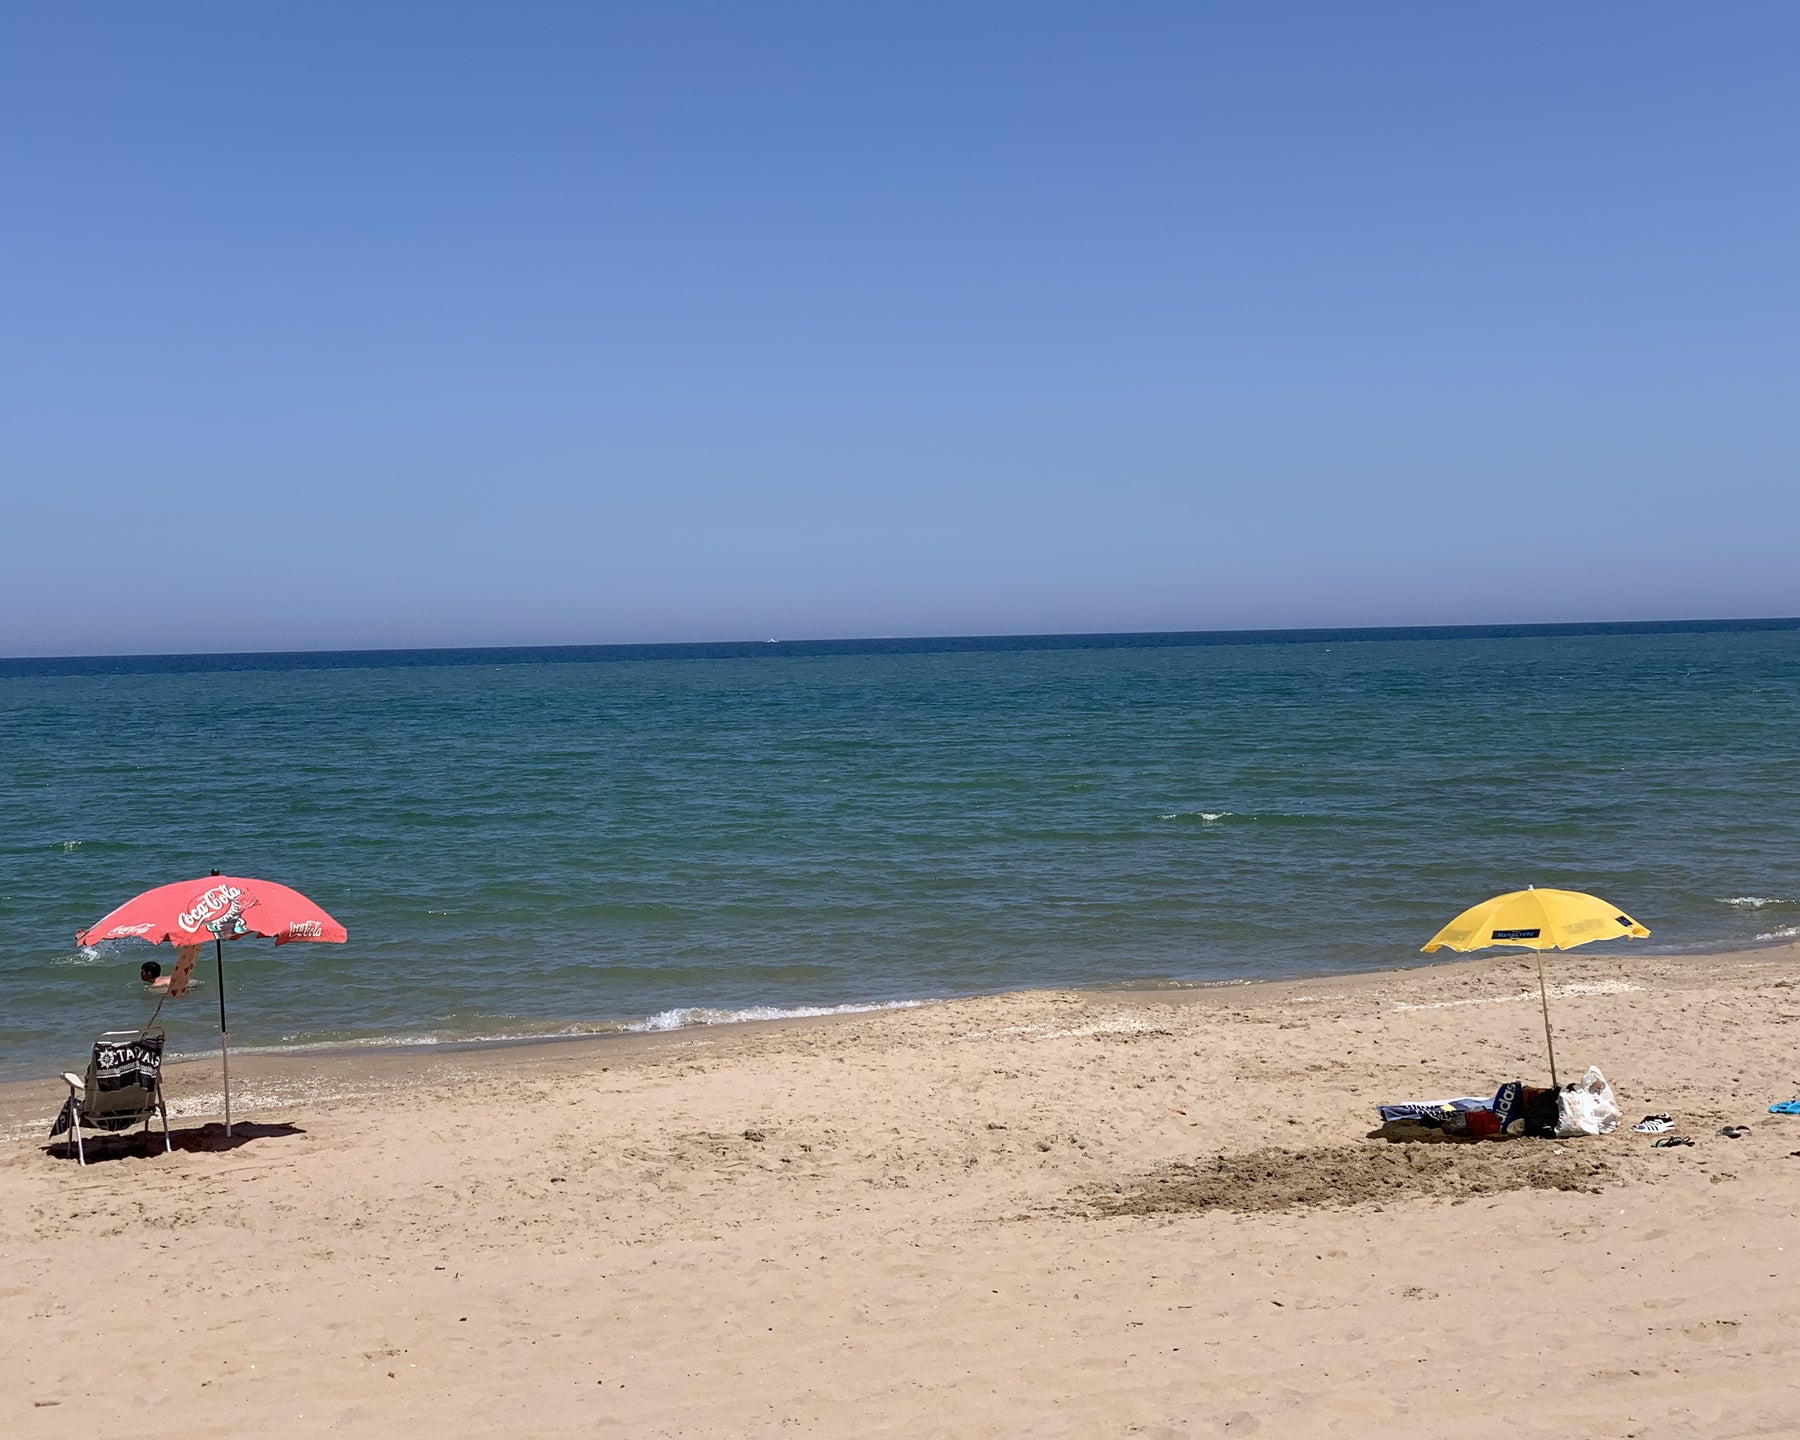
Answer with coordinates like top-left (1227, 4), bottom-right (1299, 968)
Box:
top-left (44, 1120), bottom-right (306, 1165)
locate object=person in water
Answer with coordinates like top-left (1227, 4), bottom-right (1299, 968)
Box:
top-left (140, 949), bottom-right (196, 996)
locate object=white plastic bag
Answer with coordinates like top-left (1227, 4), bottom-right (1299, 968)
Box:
top-left (1555, 1066), bottom-right (1622, 1137)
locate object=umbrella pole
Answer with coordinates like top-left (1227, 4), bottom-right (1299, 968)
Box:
top-left (215, 936), bottom-right (232, 1137)
top-left (1534, 947), bottom-right (1559, 1091)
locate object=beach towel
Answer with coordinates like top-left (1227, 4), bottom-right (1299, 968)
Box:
top-left (1375, 1096), bottom-right (1491, 1125)
top-left (1377, 1081), bottom-right (1526, 1128)
top-left (49, 1034), bottom-right (165, 1138)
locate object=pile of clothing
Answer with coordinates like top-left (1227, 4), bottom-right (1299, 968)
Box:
top-left (1377, 1081), bottom-right (1556, 1138)
top-left (1376, 1068), bottom-right (1621, 1139)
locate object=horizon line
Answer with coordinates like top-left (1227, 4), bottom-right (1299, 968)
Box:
top-left (4, 614), bottom-right (1798, 676)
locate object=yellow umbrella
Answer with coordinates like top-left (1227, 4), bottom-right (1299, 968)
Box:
top-left (1421, 887), bottom-right (1649, 1088)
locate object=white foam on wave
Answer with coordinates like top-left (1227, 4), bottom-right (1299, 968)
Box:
top-left (172, 1034), bottom-right (448, 1061)
top-left (159, 1000), bottom-right (932, 1062)
top-left (1720, 896), bottom-right (1792, 909)
top-left (1158, 810), bottom-right (1230, 822)
top-left (626, 1000), bottom-right (927, 1032)
top-left (1758, 925), bottom-right (1800, 942)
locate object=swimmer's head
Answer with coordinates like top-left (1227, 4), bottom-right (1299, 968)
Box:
top-left (140, 960), bottom-right (162, 984)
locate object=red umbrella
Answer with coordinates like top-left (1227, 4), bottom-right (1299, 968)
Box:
top-left (77, 871), bottom-right (347, 1135)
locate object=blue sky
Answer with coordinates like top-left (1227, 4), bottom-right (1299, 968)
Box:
top-left (4, 4), bottom-right (1797, 655)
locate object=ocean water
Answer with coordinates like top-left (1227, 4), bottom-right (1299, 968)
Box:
top-left (2, 622), bottom-right (1797, 1081)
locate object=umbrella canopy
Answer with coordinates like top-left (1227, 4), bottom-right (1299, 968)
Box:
top-left (1420, 885), bottom-right (1647, 1091)
top-left (1421, 887), bottom-right (1648, 956)
top-left (77, 873), bottom-right (346, 1137)
top-left (77, 874), bottom-right (346, 949)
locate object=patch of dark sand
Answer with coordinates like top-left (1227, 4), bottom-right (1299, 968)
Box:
top-left (1084, 1142), bottom-right (1619, 1216)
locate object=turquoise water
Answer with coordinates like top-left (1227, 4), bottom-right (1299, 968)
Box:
top-left (3, 625), bottom-right (1798, 1080)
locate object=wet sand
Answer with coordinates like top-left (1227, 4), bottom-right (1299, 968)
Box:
top-left (6, 942), bottom-right (1800, 1438)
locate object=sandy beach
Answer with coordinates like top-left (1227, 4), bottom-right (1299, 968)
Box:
top-left (6, 942), bottom-right (1800, 1439)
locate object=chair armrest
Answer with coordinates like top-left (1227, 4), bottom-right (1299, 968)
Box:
top-left (61, 1072), bottom-right (84, 1091)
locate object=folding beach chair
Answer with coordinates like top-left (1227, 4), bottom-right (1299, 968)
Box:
top-left (50, 1029), bottom-right (171, 1165)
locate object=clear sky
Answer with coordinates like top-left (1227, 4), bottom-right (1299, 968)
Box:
top-left (4, 5), bottom-right (1797, 656)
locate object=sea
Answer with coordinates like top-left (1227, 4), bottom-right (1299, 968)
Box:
top-left (2, 621), bottom-right (1797, 1082)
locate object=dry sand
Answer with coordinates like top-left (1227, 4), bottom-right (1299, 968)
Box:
top-left (6, 943), bottom-right (1800, 1438)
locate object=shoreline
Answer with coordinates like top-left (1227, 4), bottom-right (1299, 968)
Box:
top-left (9, 936), bottom-right (1797, 1144)
top-left (23, 919), bottom-right (1795, 1092)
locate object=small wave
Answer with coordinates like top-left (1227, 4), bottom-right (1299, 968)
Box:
top-left (57, 839), bottom-right (82, 851)
top-left (626, 1000), bottom-right (927, 1032)
top-left (1156, 809), bottom-right (1326, 828)
top-left (168, 1000), bottom-right (934, 1059)
top-left (1757, 926), bottom-right (1800, 942)
top-left (171, 1034), bottom-right (448, 1061)
top-left (1720, 896), bottom-right (1793, 909)
top-left (177, 1026), bottom-right (627, 1060)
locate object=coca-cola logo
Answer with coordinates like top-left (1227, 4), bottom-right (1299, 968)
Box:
top-left (287, 920), bottom-right (323, 939)
top-left (107, 923), bottom-right (156, 938)
top-left (176, 884), bottom-right (243, 935)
